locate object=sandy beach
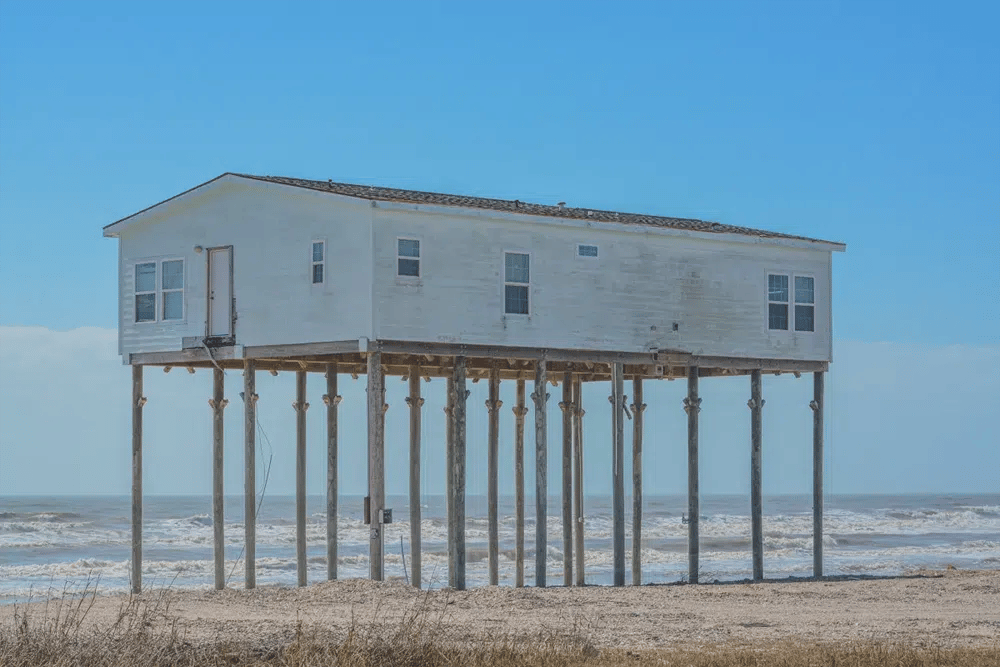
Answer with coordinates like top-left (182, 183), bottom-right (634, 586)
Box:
top-left (4, 568), bottom-right (997, 651)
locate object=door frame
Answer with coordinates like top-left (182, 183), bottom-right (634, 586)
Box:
top-left (205, 245), bottom-right (235, 341)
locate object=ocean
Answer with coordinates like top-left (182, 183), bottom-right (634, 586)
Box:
top-left (1, 493), bottom-right (997, 602)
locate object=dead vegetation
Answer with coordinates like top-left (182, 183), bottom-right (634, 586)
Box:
top-left (2, 583), bottom-right (997, 667)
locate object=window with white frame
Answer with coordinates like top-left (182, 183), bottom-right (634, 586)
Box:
top-left (768, 273), bottom-right (814, 332)
top-left (161, 260), bottom-right (184, 320)
top-left (311, 241), bottom-right (325, 284)
top-left (504, 252), bottom-right (530, 315)
top-left (134, 259), bottom-right (184, 323)
top-left (794, 275), bottom-right (815, 332)
top-left (397, 238), bottom-right (420, 277)
top-left (577, 244), bottom-right (599, 258)
top-left (135, 262), bottom-right (156, 323)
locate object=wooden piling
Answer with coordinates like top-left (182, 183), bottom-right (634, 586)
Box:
top-left (212, 368), bottom-right (225, 591)
top-left (573, 377), bottom-right (585, 587)
top-left (513, 379), bottom-right (528, 588)
top-left (750, 369), bottom-right (763, 581)
top-left (131, 364), bottom-right (143, 594)
top-left (812, 371), bottom-right (824, 577)
top-left (487, 366), bottom-right (501, 586)
top-left (244, 360), bottom-right (257, 590)
top-left (367, 353), bottom-right (385, 581)
top-left (295, 370), bottom-right (307, 587)
top-left (561, 371), bottom-right (574, 586)
top-left (451, 357), bottom-right (468, 590)
top-left (532, 359), bottom-right (549, 587)
top-left (445, 376), bottom-right (455, 586)
top-left (326, 362), bottom-right (340, 581)
top-left (611, 363), bottom-right (625, 587)
top-left (631, 377), bottom-right (645, 586)
top-left (406, 365), bottom-right (423, 588)
top-left (685, 367), bottom-right (701, 584)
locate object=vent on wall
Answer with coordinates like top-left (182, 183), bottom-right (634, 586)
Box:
top-left (577, 244), bottom-right (599, 258)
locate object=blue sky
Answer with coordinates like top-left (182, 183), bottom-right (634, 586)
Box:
top-left (0, 1), bottom-right (997, 496)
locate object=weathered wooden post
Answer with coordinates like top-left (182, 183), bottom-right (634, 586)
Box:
top-left (486, 365), bottom-right (502, 586)
top-left (367, 352), bottom-right (385, 581)
top-left (444, 376), bottom-right (455, 585)
top-left (131, 364), bottom-right (145, 594)
top-left (244, 360), bottom-right (257, 589)
top-left (561, 371), bottom-right (574, 586)
top-left (405, 365), bottom-right (423, 588)
top-left (749, 369), bottom-right (764, 581)
top-left (812, 371), bottom-right (825, 577)
top-left (451, 357), bottom-right (468, 590)
top-left (294, 370), bottom-right (308, 587)
top-left (513, 379), bottom-right (528, 588)
top-left (325, 362), bottom-right (341, 581)
top-left (685, 367), bottom-right (701, 584)
top-left (573, 377), bottom-right (585, 587)
top-left (611, 362), bottom-right (625, 587)
top-left (531, 359), bottom-right (549, 587)
top-left (211, 368), bottom-right (227, 590)
top-left (631, 377), bottom-right (646, 586)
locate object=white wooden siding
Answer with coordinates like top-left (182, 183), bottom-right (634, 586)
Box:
top-left (371, 206), bottom-right (832, 361)
top-left (118, 179), bottom-right (373, 356)
top-left (114, 178), bottom-right (835, 362)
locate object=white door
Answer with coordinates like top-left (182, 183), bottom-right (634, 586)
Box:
top-left (208, 247), bottom-right (232, 337)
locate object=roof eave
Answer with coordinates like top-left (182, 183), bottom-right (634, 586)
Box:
top-left (102, 173), bottom-right (237, 237)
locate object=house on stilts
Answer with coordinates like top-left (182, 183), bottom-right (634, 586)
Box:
top-left (103, 173), bottom-right (846, 592)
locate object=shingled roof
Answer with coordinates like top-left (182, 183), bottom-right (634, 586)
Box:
top-left (236, 174), bottom-right (842, 246)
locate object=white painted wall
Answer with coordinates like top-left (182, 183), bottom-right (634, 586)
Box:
top-left (116, 178), bottom-right (373, 356)
top-left (113, 177), bottom-right (835, 362)
top-left (371, 204), bottom-right (833, 361)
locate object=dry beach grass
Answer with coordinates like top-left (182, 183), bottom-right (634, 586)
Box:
top-left (1, 569), bottom-right (998, 666)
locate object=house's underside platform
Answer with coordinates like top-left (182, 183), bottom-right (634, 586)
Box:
top-left (130, 339), bottom-right (828, 379)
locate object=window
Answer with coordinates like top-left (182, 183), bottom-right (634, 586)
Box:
top-left (577, 244), bottom-right (599, 258)
top-left (794, 276), bottom-right (815, 332)
top-left (504, 252), bottom-right (530, 315)
top-left (397, 238), bottom-right (420, 277)
top-left (134, 259), bottom-right (184, 323)
top-left (161, 260), bottom-right (184, 320)
top-left (311, 241), bottom-right (325, 284)
top-left (135, 262), bottom-right (156, 323)
top-left (768, 273), bottom-right (815, 332)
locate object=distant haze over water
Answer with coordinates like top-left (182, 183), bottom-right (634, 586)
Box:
top-left (1, 493), bottom-right (997, 602)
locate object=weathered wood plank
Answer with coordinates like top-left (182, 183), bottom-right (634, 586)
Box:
top-left (244, 360), bottom-right (257, 590)
top-left (487, 366), bottom-right (501, 586)
top-left (573, 377), bottom-right (585, 587)
top-left (513, 379), bottom-right (527, 588)
top-left (406, 365), bottom-right (423, 588)
top-left (130, 347), bottom-right (242, 366)
top-left (812, 371), bottom-right (825, 577)
top-left (686, 368), bottom-right (701, 584)
top-left (689, 355), bottom-right (828, 373)
top-left (612, 363), bottom-right (625, 587)
top-left (212, 368), bottom-right (226, 591)
top-left (131, 365), bottom-right (143, 594)
top-left (750, 369), bottom-right (763, 581)
top-left (451, 358), bottom-right (468, 590)
top-left (295, 370), bottom-right (307, 587)
top-left (377, 340), bottom-right (686, 367)
top-left (561, 371), bottom-right (573, 587)
top-left (326, 363), bottom-right (340, 581)
top-left (367, 353), bottom-right (385, 581)
top-left (532, 360), bottom-right (549, 588)
top-left (445, 376), bottom-right (455, 587)
top-left (246, 341), bottom-right (362, 358)
top-left (631, 377), bottom-right (645, 586)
